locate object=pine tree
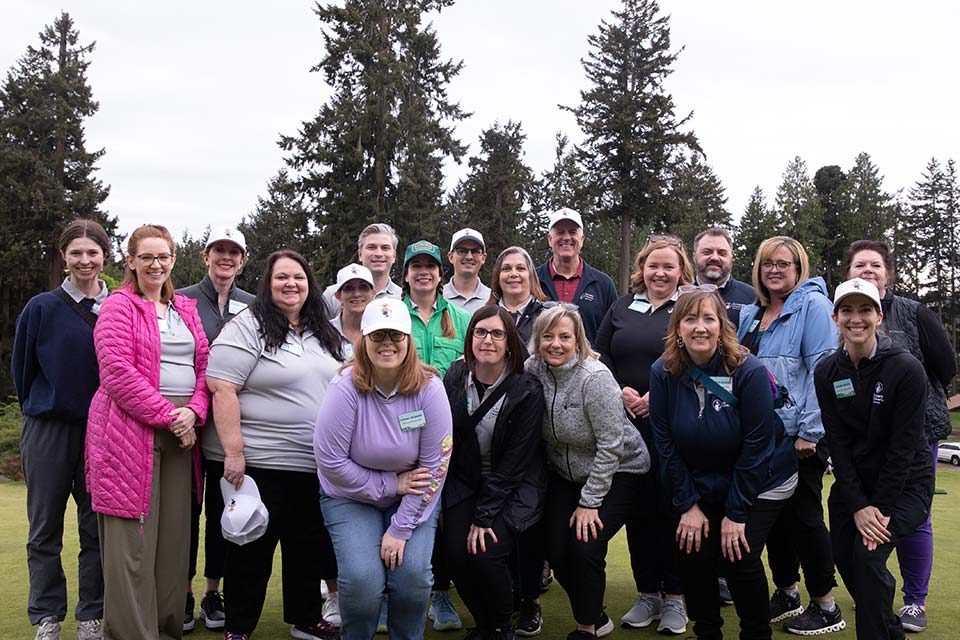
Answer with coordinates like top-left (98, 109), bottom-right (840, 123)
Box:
top-left (172, 227), bottom-right (211, 289)
top-left (813, 165), bottom-right (849, 288)
top-left (564, 0), bottom-right (698, 291)
top-left (774, 157), bottom-right (826, 273)
top-left (907, 158), bottom-right (950, 317)
top-left (846, 152), bottom-right (895, 242)
top-left (734, 186), bottom-right (778, 283)
top-left (664, 152), bottom-right (732, 250)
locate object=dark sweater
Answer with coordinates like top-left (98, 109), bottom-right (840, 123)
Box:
top-left (176, 275), bottom-right (255, 345)
top-left (814, 334), bottom-right (934, 513)
top-left (12, 291), bottom-right (100, 421)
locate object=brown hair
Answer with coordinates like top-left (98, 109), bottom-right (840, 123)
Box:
top-left (486, 246), bottom-right (546, 305)
top-left (629, 240), bottom-right (694, 294)
top-left (463, 305), bottom-right (525, 375)
top-left (122, 224), bottom-right (176, 303)
top-left (693, 227), bottom-right (733, 253)
top-left (661, 290), bottom-right (747, 377)
top-left (845, 239), bottom-right (895, 285)
top-left (402, 257), bottom-right (457, 339)
top-left (350, 332), bottom-right (438, 396)
top-left (751, 236), bottom-right (810, 306)
top-left (529, 305), bottom-right (597, 361)
top-left (59, 219), bottom-right (111, 259)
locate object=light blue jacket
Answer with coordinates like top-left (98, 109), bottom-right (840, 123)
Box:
top-left (737, 277), bottom-right (837, 443)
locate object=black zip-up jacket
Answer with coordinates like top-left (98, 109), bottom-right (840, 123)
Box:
top-left (442, 360), bottom-right (548, 531)
top-left (814, 334), bottom-right (934, 513)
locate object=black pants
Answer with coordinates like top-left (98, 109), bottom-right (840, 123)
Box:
top-left (223, 466), bottom-right (337, 634)
top-left (766, 450), bottom-right (836, 597)
top-left (829, 485), bottom-right (931, 640)
top-left (626, 468), bottom-right (683, 595)
top-left (200, 459), bottom-right (228, 580)
top-left (514, 523), bottom-right (545, 600)
top-left (545, 471), bottom-right (643, 625)
top-left (442, 498), bottom-right (517, 631)
top-left (678, 499), bottom-right (784, 640)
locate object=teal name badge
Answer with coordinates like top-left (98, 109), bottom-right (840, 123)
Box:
top-left (711, 376), bottom-right (733, 394)
top-left (748, 319), bottom-right (760, 333)
top-left (398, 410), bottom-right (426, 431)
top-left (833, 378), bottom-right (855, 398)
top-left (628, 299), bottom-right (652, 314)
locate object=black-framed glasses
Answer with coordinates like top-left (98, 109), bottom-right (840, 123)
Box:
top-left (368, 329), bottom-right (408, 343)
top-left (135, 253), bottom-right (174, 266)
top-left (647, 234), bottom-right (684, 247)
top-left (542, 301), bottom-right (579, 311)
top-left (473, 327), bottom-right (506, 341)
top-left (760, 260), bottom-right (795, 272)
top-left (678, 284), bottom-right (719, 296)
top-left (454, 247), bottom-right (485, 257)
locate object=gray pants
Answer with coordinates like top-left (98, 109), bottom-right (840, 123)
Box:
top-left (21, 415), bottom-right (104, 625)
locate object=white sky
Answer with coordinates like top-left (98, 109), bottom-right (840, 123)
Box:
top-left (2, 1), bottom-right (958, 243)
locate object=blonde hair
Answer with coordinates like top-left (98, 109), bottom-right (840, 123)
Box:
top-left (123, 224), bottom-right (176, 303)
top-left (661, 290), bottom-right (747, 377)
top-left (349, 334), bottom-right (438, 396)
top-left (629, 240), bottom-right (694, 294)
top-left (751, 236), bottom-right (810, 306)
top-left (528, 305), bottom-right (597, 362)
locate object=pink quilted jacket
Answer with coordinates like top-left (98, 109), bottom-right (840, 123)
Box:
top-left (85, 285), bottom-right (210, 520)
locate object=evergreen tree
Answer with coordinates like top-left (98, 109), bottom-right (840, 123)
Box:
top-left (813, 165), bottom-right (849, 288)
top-left (846, 152), bottom-right (895, 242)
top-left (733, 186), bottom-right (778, 282)
top-left (280, 0), bottom-right (467, 284)
top-left (172, 227), bottom-right (211, 289)
top-left (665, 152), bottom-right (732, 250)
top-left (565, 0), bottom-right (698, 291)
top-left (891, 192), bottom-right (922, 296)
top-left (774, 157), bottom-right (826, 273)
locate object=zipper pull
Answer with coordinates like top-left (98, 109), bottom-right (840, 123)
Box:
top-left (139, 512), bottom-right (145, 537)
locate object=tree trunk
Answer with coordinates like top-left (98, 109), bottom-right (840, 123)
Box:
top-left (618, 214), bottom-right (632, 294)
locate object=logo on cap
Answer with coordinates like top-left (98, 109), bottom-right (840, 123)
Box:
top-left (380, 302), bottom-right (392, 317)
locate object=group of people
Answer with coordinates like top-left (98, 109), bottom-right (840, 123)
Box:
top-left (12, 208), bottom-right (954, 640)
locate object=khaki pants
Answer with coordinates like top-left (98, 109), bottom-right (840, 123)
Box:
top-left (99, 397), bottom-right (193, 640)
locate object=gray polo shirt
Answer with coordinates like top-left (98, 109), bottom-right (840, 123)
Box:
top-left (443, 279), bottom-right (492, 315)
top-left (330, 314), bottom-right (355, 360)
top-left (323, 279), bottom-right (402, 316)
top-left (158, 305), bottom-right (197, 396)
top-left (205, 309), bottom-right (340, 473)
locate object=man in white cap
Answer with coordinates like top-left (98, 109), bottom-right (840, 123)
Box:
top-left (442, 228), bottom-right (491, 315)
top-left (324, 223), bottom-right (403, 314)
top-left (535, 208), bottom-right (618, 344)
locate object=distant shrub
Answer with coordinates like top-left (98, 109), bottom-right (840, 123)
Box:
top-left (0, 400), bottom-right (23, 480)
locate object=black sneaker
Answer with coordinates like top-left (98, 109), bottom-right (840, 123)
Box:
top-left (769, 589), bottom-right (803, 623)
top-left (566, 631), bottom-right (596, 640)
top-left (515, 599), bottom-right (542, 636)
top-left (200, 590), bottom-right (225, 631)
top-left (290, 619), bottom-right (338, 640)
top-left (718, 577), bottom-right (734, 606)
top-left (783, 602), bottom-right (846, 635)
top-left (183, 591), bottom-right (195, 633)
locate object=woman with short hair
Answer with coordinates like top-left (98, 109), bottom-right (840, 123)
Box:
top-left (314, 297), bottom-right (453, 640)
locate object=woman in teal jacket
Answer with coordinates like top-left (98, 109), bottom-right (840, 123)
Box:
top-left (736, 237), bottom-right (843, 634)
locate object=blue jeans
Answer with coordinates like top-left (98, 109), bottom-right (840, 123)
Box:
top-left (320, 495), bottom-right (438, 640)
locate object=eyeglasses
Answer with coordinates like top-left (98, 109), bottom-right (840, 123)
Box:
top-left (473, 327), bottom-right (506, 341)
top-left (135, 253), bottom-right (174, 266)
top-left (760, 260), bottom-right (795, 272)
top-left (454, 247), bottom-right (485, 257)
top-left (368, 329), bottom-right (408, 343)
top-left (542, 301), bottom-right (579, 311)
top-left (678, 284), bottom-right (719, 295)
top-left (647, 234), bottom-right (684, 247)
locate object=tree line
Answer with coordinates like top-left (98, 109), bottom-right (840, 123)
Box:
top-left (1, 2), bottom-right (958, 400)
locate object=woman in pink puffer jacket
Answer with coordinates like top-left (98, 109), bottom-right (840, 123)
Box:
top-left (86, 224), bottom-right (209, 640)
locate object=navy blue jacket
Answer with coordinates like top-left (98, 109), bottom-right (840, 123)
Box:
top-left (649, 352), bottom-right (796, 522)
top-left (536, 259), bottom-right (618, 345)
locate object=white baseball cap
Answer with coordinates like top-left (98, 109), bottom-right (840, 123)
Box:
top-left (548, 207), bottom-right (583, 231)
top-left (360, 297), bottom-right (412, 336)
top-left (450, 228), bottom-right (485, 252)
top-left (220, 475), bottom-right (269, 546)
top-left (205, 227), bottom-right (247, 253)
top-left (833, 277), bottom-right (882, 311)
top-left (335, 263), bottom-right (375, 292)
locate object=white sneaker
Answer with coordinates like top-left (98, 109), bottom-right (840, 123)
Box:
top-left (35, 617), bottom-right (61, 640)
top-left (321, 579), bottom-right (329, 599)
top-left (322, 590), bottom-right (341, 628)
top-left (77, 619), bottom-right (103, 640)
top-left (621, 594), bottom-right (661, 628)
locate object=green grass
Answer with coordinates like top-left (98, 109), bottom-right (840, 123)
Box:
top-left (2, 468), bottom-right (959, 639)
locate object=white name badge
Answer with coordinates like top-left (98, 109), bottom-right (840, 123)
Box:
top-left (710, 376), bottom-right (733, 394)
top-left (628, 299), bottom-right (652, 314)
top-left (399, 410), bottom-right (427, 431)
top-left (157, 317), bottom-right (170, 333)
top-left (280, 340), bottom-right (304, 356)
top-left (228, 299), bottom-right (248, 315)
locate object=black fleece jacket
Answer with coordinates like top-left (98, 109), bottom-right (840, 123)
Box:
top-left (814, 334), bottom-right (934, 513)
top-left (441, 360), bottom-right (548, 531)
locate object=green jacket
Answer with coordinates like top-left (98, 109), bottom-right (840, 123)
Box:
top-left (404, 295), bottom-right (472, 377)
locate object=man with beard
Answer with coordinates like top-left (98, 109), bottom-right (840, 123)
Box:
top-left (693, 228), bottom-right (755, 312)
top-left (443, 228), bottom-right (492, 315)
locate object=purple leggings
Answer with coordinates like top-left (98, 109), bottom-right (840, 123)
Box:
top-left (894, 442), bottom-right (937, 606)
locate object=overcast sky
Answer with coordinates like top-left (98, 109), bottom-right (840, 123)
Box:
top-left (3, 1), bottom-right (958, 244)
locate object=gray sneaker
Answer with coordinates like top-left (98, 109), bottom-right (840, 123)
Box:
top-left (77, 619), bottom-right (103, 640)
top-left (620, 594), bottom-right (662, 628)
top-left (657, 599), bottom-right (687, 635)
top-left (899, 604), bottom-right (927, 633)
top-left (35, 617), bottom-right (61, 640)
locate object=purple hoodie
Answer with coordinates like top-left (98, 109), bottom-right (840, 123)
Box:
top-left (313, 367), bottom-right (453, 540)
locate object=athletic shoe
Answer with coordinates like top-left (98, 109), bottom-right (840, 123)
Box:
top-left (321, 579), bottom-right (329, 599)
top-left (77, 619), bottom-right (103, 640)
top-left (769, 589), bottom-right (804, 623)
top-left (200, 591), bottom-right (226, 631)
top-left (184, 591), bottom-right (196, 633)
top-left (35, 617), bottom-right (61, 640)
top-left (620, 594), bottom-right (662, 628)
top-left (657, 599), bottom-right (687, 635)
top-left (595, 611), bottom-right (613, 638)
top-left (540, 564), bottom-right (553, 593)
top-left (322, 591), bottom-right (341, 628)
top-left (899, 604), bottom-right (927, 633)
top-left (224, 634), bottom-right (250, 640)
top-left (566, 631), bottom-right (597, 640)
top-left (376, 599), bottom-right (388, 634)
top-left (718, 577), bottom-right (734, 605)
top-left (290, 619), bottom-right (338, 640)
top-left (515, 598), bottom-right (543, 636)
top-left (493, 628), bottom-right (516, 640)
top-left (783, 602), bottom-right (846, 635)
top-left (429, 591), bottom-right (463, 631)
